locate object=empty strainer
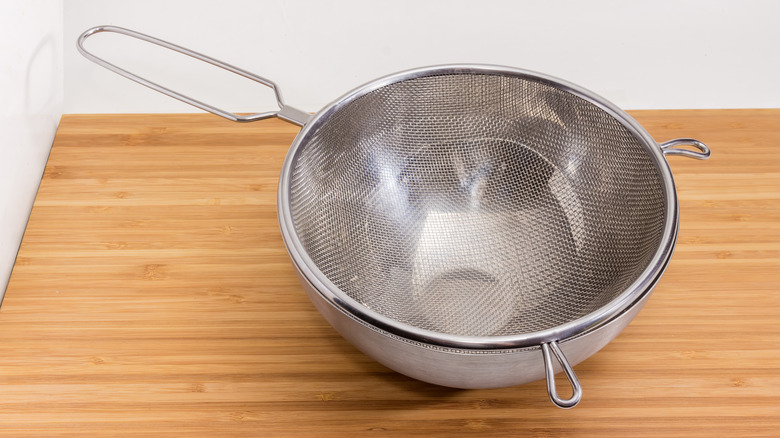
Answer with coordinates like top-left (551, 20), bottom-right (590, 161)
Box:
top-left (79, 26), bottom-right (711, 408)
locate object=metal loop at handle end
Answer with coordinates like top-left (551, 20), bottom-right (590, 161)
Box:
top-left (541, 341), bottom-right (582, 409)
top-left (77, 26), bottom-right (310, 126)
top-left (660, 138), bottom-right (711, 160)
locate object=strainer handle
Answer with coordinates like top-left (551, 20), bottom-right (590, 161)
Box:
top-left (660, 138), bottom-right (711, 160)
top-left (541, 341), bottom-right (582, 409)
top-left (77, 25), bottom-right (311, 126)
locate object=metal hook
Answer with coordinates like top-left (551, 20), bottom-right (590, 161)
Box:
top-left (660, 138), bottom-right (711, 160)
top-left (541, 341), bottom-right (582, 408)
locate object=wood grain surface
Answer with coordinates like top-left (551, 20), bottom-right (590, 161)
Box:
top-left (1, 110), bottom-right (778, 436)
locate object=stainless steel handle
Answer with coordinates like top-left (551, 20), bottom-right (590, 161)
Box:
top-left (660, 138), bottom-right (711, 160)
top-left (77, 25), bottom-right (311, 126)
top-left (541, 341), bottom-right (582, 409)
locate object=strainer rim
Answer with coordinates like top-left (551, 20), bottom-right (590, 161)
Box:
top-left (277, 64), bottom-right (678, 349)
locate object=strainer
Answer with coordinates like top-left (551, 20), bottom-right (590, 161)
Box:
top-left (79, 26), bottom-right (711, 408)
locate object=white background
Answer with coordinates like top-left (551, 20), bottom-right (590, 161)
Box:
top-left (64, 0), bottom-right (780, 115)
top-left (0, 0), bottom-right (63, 299)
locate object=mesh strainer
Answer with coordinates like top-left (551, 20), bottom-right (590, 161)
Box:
top-left (79, 26), bottom-right (711, 408)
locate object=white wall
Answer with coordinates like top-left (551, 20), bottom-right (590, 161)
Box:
top-left (0, 1), bottom-right (64, 300)
top-left (64, 0), bottom-right (780, 115)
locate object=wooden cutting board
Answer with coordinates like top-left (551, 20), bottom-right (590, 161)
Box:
top-left (1, 110), bottom-right (778, 436)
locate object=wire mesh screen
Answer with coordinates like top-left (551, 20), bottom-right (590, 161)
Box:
top-left (288, 73), bottom-right (665, 337)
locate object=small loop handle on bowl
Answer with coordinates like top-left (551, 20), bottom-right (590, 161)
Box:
top-left (541, 341), bottom-right (582, 409)
top-left (660, 138), bottom-right (711, 160)
top-left (77, 25), bottom-right (311, 126)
